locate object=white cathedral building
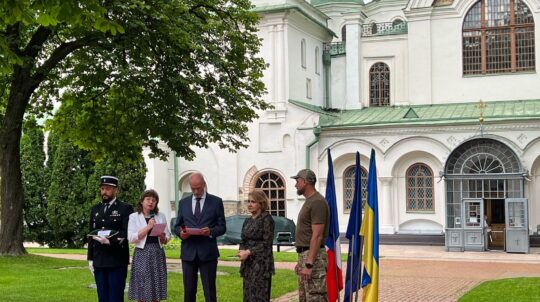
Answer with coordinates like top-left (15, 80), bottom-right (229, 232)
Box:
top-left (144, 0), bottom-right (540, 252)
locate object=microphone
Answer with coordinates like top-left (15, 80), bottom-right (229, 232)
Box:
top-left (149, 211), bottom-right (156, 219)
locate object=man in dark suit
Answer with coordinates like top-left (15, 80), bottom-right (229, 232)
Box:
top-left (174, 172), bottom-right (226, 302)
top-left (87, 176), bottom-right (134, 302)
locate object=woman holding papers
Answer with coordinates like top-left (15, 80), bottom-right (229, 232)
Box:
top-left (237, 189), bottom-right (275, 302)
top-left (128, 189), bottom-right (170, 302)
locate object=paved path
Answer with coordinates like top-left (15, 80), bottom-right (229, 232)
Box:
top-left (34, 245), bottom-right (540, 302)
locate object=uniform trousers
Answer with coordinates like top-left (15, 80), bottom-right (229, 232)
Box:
top-left (298, 248), bottom-right (328, 302)
top-left (94, 266), bottom-right (128, 302)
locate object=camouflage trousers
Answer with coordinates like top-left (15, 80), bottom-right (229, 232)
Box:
top-left (298, 248), bottom-right (328, 302)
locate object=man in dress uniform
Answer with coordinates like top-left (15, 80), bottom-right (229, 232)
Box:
top-left (88, 176), bottom-right (134, 302)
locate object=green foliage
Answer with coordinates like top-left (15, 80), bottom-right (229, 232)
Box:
top-left (42, 126), bottom-right (146, 247)
top-left (86, 155), bottom-right (147, 207)
top-left (20, 117), bottom-right (49, 244)
top-left (459, 277), bottom-right (540, 302)
top-left (46, 132), bottom-right (94, 248)
top-left (2, 0), bottom-right (268, 161)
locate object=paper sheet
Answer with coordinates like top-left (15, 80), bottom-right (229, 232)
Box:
top-left (149, 223), bottom-right (167, 236)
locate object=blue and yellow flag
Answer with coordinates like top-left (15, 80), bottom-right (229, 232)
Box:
top-left (360, 149), bottom-right (379, 302)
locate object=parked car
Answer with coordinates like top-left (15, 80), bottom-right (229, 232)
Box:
top-left (217, 215), bottom-right (296, 245)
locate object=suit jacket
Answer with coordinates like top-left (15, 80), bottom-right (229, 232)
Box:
top-left (87, 199), bottom-right (133, 267)
top-left (128, 211), bottom-right (171, 249)
top-left (173, 193), bottom-right (226, 261)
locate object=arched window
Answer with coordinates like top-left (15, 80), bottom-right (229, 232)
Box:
top-left (343, 165), bottom-right (368, 212)
top-left (341, 25), bottom-right (347, 42)
top-left (369, 62), bottom-right (390, 106)
top-left (392, 18), bottom-right (405, 30)
top-left (370, 23), bottom-right (378, 35)
top-left (462, 0), bottom-right (535, 75)
top-left (301, 39), bottom-right (307, 68)
top-left (392, 18), bottom-right (404, 28)
top-left (255, 171), bottom-right (286, 216)
top-left (406, 163), bottom-right (434, 212)
top-left (315, 47), bottom-right (320, 74)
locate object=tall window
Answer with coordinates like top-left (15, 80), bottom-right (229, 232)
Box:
top-left (406, 163), bottom-right (434, 212)
top-left (462, 0), bottom-right (535, 75)
top-left (343, 165), bottom-right (368, 212)
top-left (315, 47), bottom-right (320, 74)
top-left (341, 25), bottom-right (347, 42)
top-left (306, 78), bottom-right (312, 99)
top-left (301, 39), bottom-right (307, 68)
top-left (369, 62), bottom-right (390, 106)
top-left (255, 171), bottom-right (286, 216)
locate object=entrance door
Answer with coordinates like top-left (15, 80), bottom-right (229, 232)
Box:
top-left (505, 198), bottom-right (529, 253)
top-left (463, 199), bottom-right (485, 250)
top-left (484, 199), bottom-right (505, 250)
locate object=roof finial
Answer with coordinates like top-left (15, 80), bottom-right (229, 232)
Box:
top-left (476, 100), bottom-right (487, 136)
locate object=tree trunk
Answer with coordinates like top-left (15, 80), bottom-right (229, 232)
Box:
top-left (0, 127), bottom-right (26, 255)
top-left (0, 70), bottom-right (33, 255)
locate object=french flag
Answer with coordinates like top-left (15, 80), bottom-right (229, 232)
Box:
top-left (325, 148), bottom-right (343, 301)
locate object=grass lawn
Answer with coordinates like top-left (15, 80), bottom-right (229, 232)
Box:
top-left (27, 238), bottom-right (347, 262)
top-left (27, 243), bottom-right (302, 262)
top-left (459, 277), bottom-right (540, 302)
top-left (0, 255), bottom-right (297, 301)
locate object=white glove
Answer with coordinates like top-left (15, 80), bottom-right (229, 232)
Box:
top-left (88, 261), bottom-right (94, 275)
top-left (92, 236), bottom-right (110, 245)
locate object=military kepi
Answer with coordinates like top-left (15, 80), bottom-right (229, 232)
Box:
top-left (100, 175), bottom-right (119, 187)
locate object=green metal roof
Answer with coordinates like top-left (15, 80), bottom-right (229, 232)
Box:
top-left (289, 99), bottom-right (540, 129)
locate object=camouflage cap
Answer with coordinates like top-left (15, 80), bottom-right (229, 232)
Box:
top-left (291, 169), bottom-right (316, 184)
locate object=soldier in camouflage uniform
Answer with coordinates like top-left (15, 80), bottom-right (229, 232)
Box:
top-left (292, 169), bottom-right (330, 302)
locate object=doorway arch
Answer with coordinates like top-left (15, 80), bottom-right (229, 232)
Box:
top-left (444, 138), bottom-right (526, 252)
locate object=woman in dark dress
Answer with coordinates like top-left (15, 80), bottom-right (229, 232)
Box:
top-left (237, 189), bottom-right (275, 302)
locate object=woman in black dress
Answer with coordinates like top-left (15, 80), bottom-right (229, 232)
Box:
top-left (237, 189), bottom-right (275, 302)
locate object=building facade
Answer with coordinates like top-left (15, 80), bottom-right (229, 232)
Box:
top-left (145, 0), bottom-right (540, 252)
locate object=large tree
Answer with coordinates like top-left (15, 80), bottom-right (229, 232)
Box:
top-left (0, 0), bottom-right (267, 255)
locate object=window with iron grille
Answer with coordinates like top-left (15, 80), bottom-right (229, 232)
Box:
top-left (343, 165), bottom-right (368, 213)
top-left (369, 62), bottom-right (390, 106)
top-left (255, 171), bottom-right (286, 217)
top-left (341, 25), bottom-right (347, 42)
top-left (406, 163), bottom-right (434, 212)
top-left (462, 0), bottom-right (535, 75)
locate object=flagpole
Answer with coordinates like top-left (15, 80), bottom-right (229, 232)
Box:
top-left (335, 230), bottom-right (342, 302)
top-left (348, 235), bottom-right (355, 301)
top-left (353, 236), bottom-right (362, 302)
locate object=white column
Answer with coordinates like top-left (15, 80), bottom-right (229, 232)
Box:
top-left (143, 148), bottom-right (173, 222)
top-left (379, 176), bottom-right (395, 234)
top-left (404, 10), bottom-right (433, 104)
top-left (344, 14), bottom-right (363, 109)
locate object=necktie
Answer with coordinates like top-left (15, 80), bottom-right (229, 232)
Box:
top-left (195, 198), bottom-right (201, 219)
top-left (104, 203), bottom-right (109, 213)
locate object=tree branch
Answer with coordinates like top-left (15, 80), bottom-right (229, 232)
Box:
top-left (30, 35), bottom-right (101, 90)
top-left (22, 26), bottom-right (53, 60)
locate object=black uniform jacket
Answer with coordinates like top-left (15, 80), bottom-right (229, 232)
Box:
top-left (87, 199), bottom-right (133, 268)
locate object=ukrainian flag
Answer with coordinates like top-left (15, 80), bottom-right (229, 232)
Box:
top-left (360, 149), bottom-right (379, 302)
